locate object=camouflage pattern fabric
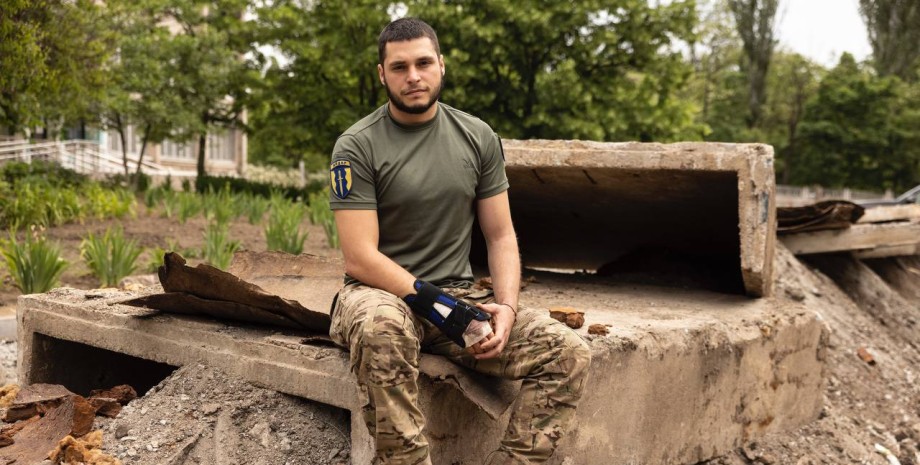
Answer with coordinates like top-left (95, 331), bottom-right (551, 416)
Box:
top-left (330, 283), bottom-right (592, 465)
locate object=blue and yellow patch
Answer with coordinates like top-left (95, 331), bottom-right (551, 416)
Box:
top-left (330, 159), bottom-right (352, 199)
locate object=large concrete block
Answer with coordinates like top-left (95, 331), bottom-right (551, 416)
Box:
top-left (17, 275), bottom-right (822, 464)
top-left (501, 140), bottom-right (777, 297)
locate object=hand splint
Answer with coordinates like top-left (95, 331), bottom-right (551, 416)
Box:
top-left (403, 280), bottom-right (493, 347)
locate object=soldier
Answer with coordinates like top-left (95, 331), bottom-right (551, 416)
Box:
top-left (328, 17), bottom-right (591, 465)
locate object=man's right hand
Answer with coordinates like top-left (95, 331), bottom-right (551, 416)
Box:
top-left (467, 302), bottom-right (515, 359)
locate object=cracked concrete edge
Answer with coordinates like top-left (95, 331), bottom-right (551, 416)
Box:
top-left (502, 140), bottom-right (777, 297)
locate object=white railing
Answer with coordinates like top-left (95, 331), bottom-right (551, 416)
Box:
top-left (776, 184), bottom-right (893, 207)
top-left (0, 140), bottom-right (197, 179)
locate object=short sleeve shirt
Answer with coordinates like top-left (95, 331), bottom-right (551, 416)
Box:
top-left (329, 103), bottom-right (509, 283)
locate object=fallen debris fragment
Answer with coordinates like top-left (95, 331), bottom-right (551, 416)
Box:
top-left (123, 253), bottom-right (332, 332)
top-left (549, 307), bottom-right (585, 329)
top-left (857, 346), bottom-right (877, 365)
top-left (3, 383), bottom-right (74, 422)
top-left (0, 385), bottom-right (18, 408)
top-left (587, 324), bottom-right (609, 336)
top-left (50, 430), bottom-right (121, 465)
top-left (0, 415), bottom-right (38, 446)
top-left (0, 395), bottom-right (90, 464)
top-left (89, 385), bottom-right (137, 406)
top-left (874, 443), bottom-right (902, 465)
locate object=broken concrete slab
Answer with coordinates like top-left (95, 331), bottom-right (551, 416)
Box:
top-left (18, 273), bottom-right (824, 464)
top-left (780, 221), bottom-right (920, 256)
top-left (501, 140), bottom-right (776, 297)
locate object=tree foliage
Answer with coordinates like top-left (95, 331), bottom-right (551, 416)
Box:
top-left (412, 0), bottom-right (703, 142)
top-left (248, 0), bottom-right (391, 169)
top-left (859, 0), bottom-right (920, 81)
top-left (792, 54), bottom-right (920, 192)
top-left (0, 0), bottom-right (111, 135)
top-left (727, 0), bottom-right (778, 128)
top-left (247, 0), bottom-right (704, 169)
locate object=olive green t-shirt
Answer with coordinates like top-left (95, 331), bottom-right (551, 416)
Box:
top-left (329, 102), bottom-right (509, 284)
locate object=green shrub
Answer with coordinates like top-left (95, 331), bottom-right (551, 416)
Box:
top-left (147, 246), bottom-right (167, 273)
top-left (0, 160), bottom-right (87, 188)
top-left (202, 184), bottom-right (236, 227)
top-left (166, 238), bottom-right (201, 259)
top-left (241, 194), bottom-right (270, 224)
top-left (80, 227), bottom-right (143, 288)
top-left (177, 192), bottom-right (202, 224)
top-left (308, 190), bottom-right (339, 249)
top-left (144, 186), bottom-right (166, 209)
top-left (202, 222), bottom-right (240, 270)
top-left (84, 184), bottom-right (135, 220)
top-left (160, 190), bottom-right (180, 218)
top-left (0, 227), bottom-right (68, 294)
top-left (196, 174), bottom-right (323, 202)
top-left (265, 194), bottom-right (308, 254)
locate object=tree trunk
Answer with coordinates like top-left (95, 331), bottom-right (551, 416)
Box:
top-left (116, 113), bottom-right (129, 178)
top-left (134, 123), bottom-right (151, 187)
top-left (196, 132), bottom-right (207, 179)
top-left (196, 112), bottom-right (209, 179)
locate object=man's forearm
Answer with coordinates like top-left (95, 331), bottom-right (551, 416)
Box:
top-left (344, 250), bottom-right (416, 298)
top-left (487, 233), bottom-right (521, 310)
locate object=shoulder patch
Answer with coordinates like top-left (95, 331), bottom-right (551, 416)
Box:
top-left (330, 159), bottom-right (352, 199)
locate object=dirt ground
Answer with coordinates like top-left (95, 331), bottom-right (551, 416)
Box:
top-left (1, 199), bottom-right (920, 464)
top-left (0, 202), bottom-right (340, 312)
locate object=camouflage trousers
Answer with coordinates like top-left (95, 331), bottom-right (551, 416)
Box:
top-left (329, 283), bottom-right (592, 465)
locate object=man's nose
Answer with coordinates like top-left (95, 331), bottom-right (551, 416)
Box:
top-left (407, 66), bottom-right (421, 83)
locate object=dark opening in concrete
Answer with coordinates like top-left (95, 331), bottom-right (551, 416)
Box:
top-left (28, 333), bottom-right (177, 396)
top-left (475, 168), bottom-right (745, 294)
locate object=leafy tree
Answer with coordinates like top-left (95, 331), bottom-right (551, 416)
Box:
top-left (859, 0), bottom-right (920, 81)
top-left (100, 0), bottom-right (198, 181)
top-left (727, 0), bottom-right (778, 128)
top-left (157, 0), bottom-right (254, 177)
top-left (684, 0), bottom-right (749, 141)
top-left (0, 0), bottom-right (110, 137)
top-left (793, 53), bottom-right (920, 192)
top-left (411, 0), bottom-right (704, 142)
top-left (764, 51), bottom-right (822, 183)
top-left (248, 0), bottom-right (391, 169)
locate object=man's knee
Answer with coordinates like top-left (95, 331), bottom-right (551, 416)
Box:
top-left (561, 332), bottom-right (592, 389)
top-left (358, 303), bottom-right (421, 388)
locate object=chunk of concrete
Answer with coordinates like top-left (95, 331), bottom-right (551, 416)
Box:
top-left (18, 273), bottom-right (823, 464)
top-left (501, 140), bottom-right (776, 297)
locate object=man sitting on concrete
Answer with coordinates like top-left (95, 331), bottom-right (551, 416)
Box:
top-left (329, 17), bottom-right (591, 465)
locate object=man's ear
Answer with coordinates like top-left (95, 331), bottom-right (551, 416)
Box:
top-left (377, 63), bottom-right (385, 86)
top-left (439, 54), bottom-right (445, 76)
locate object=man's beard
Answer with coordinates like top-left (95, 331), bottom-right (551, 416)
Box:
top-left (385, 74), bottom-right (444, 115)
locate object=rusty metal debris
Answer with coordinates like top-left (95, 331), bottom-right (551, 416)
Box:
top-left (777, 201), bottom-right (865, 234)
top-left (123, 252), bottom-right (332, 333)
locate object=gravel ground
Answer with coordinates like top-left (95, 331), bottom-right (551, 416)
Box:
top-left (0, 340), bottom-right (16, 387)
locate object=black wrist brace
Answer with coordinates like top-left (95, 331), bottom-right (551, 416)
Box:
top-left (403, 279), bottom-right (491, 347)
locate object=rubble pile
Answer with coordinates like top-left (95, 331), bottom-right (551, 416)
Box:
top-left (99, 364), bottom-right (351, 465)
top-left (704, 247), bottom-right (920, 465)
top-left (0, 383), bottom-right (131, 464)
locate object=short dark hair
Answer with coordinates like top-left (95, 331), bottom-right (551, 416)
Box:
top-left (377, 18), bottom-right (441, 64)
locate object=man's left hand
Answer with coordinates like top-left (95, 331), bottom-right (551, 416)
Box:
top-left (468, 303), bottom-right (515, 360)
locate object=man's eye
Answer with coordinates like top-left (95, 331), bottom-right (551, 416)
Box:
top-left (392, 65), bottom-right (405, 71)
